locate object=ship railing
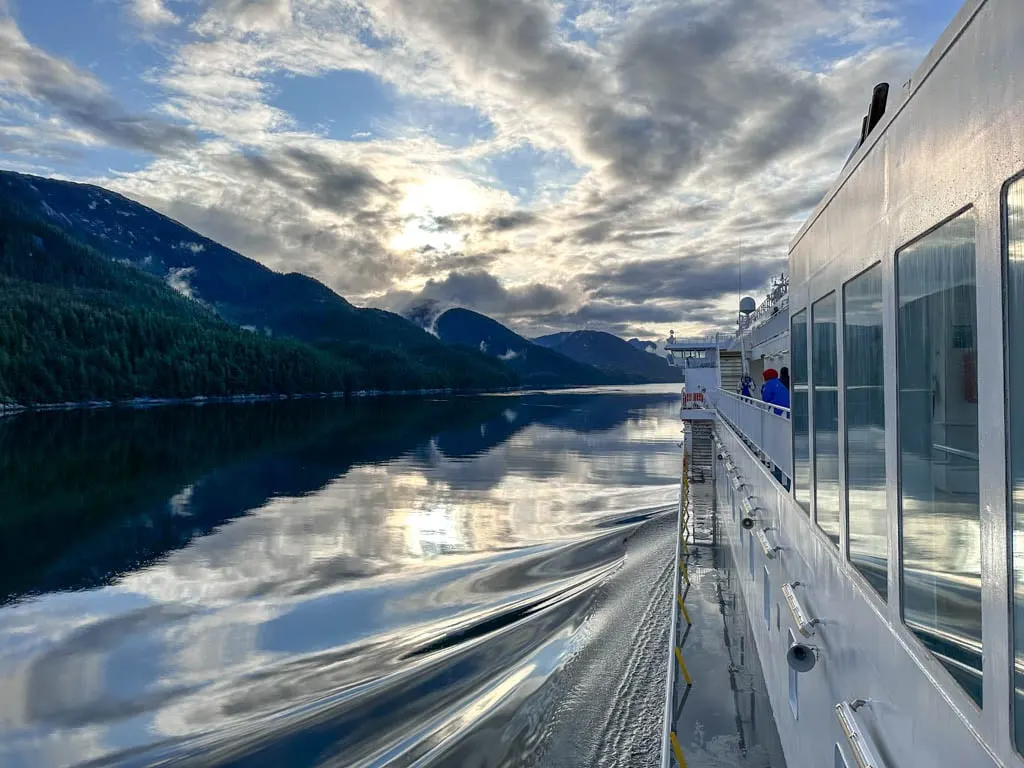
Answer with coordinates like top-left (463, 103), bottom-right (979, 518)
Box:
top-left (681, 391), bottom-right (708, 410)
top-left (713, 389), bottom-right (792, 483)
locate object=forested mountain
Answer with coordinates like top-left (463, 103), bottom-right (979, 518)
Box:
top-left (0, 200), bottom-right (516, 405)
top-left (432, 308), bottom-right (613, 386)
top-left (534, 330), bottom-right (681, 382)
top-left (0, 171), bottom-right (517, 368)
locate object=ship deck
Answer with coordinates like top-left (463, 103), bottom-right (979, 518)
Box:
top-left (666, 476), bottom-right (787, 767)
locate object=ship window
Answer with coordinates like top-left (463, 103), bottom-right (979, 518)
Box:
top-left (788, 628), bottom-right (799, 718)
top-left (791, 309), bottom-right (810, 514)
top-left (748, 530), bottom-right (755, 578)
top-left (897, 210), bottom-right (981, 708)
top-left (843, 264), bottom-right (887, 599)
top-left (813, 292), bottom-right (841, 546)
top-left (1006, 176), bottom-right (1024, 752)
top-left (763, 567), bottom-right (771, 629)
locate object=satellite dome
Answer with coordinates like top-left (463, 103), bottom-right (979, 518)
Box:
top-left (740, 296), bottom-right (756, 315)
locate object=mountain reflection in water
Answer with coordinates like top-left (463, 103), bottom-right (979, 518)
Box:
top-left (0, 385), bottom-right (683, 767)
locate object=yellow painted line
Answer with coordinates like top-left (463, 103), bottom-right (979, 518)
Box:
top-left (674, 646), bottom-right (693, 686)
top-left (670, 732), bottom-right (688, 768)
top-left (677, 593), bottom-right (692, 625)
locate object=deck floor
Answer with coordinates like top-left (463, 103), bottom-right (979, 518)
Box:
top-left (669, 480), bottom-right (787, 768)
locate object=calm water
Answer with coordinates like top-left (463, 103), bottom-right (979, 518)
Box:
top-left (0, 385), bottom-right (685, 767)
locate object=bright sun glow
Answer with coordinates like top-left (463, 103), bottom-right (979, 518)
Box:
top-left (390, 176), bottom-right (508, 253)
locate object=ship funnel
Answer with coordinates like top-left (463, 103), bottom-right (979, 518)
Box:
top-left (866, 82), bottom-right (889, 134)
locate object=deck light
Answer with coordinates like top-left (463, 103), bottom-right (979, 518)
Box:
top-left (782, 582), bottom-right (820, 637)
top-left (756, 528), bottom-right (780, 558)
top-left (834, 700), bottom-right (884, 768)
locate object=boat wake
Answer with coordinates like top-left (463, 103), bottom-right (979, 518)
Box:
top-left (50, 508), bottom-right (676, 768)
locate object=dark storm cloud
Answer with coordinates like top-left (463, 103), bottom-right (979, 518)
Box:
top-left (383, 268), bottom-right (572, 322)
top-left (425, 211), bottom-right (538, 234)
top-left (384, 0), bottom-right (838, 191)
top-left (526, 299), bottom-right (724, 339)
top-left (583, 253), bottom-right (787, 305)
top-left (0, 19), bottom-right (195, 155)
top-left (486, 211), bottom-right (537, 232)
top-left (411, 249), bottom-right (505, 275)
top-left (572, 220), bottom-right (613, 245)
top-left (227, 147), bottom-right (394, 214)
top-left (417, 269), bottom-right (570, 315)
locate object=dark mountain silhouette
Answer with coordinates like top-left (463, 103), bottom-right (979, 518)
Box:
top-left (431, 308), bottom-right (614, 386)
top-left (534, 330), bottom-right (681, 383)
top-left (0, 170), bottom-right (515, 393)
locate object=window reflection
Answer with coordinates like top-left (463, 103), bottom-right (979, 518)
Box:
top-left (1008, 177), bottom-right (1024, 751)
top-left (897, 211), bottom-right (981, 707)
top-left (813, 293), bottom-right (840, 546)
top-left (792, 310), bottom-right (810, 514)
top-left (843, 264), bottom-right (887, 599)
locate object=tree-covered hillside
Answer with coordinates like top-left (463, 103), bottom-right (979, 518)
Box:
top-left (0, 201), bottom-right (516, 405)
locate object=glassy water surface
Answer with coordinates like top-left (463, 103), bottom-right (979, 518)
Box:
top-left (0, 385), bottom-right (685, 767)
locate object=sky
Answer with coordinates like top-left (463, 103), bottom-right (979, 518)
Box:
top-left (0, 0), bottom-right (964, 339)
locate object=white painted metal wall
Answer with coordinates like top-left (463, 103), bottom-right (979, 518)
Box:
top-left (714, 421), bottom-right (999, 767)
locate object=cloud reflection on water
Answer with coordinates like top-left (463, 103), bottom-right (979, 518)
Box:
top-left (0, 386), bottom-right (683, 766)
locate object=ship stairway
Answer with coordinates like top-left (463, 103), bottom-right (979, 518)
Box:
top-left (718, 351), bottom-right (743, 394)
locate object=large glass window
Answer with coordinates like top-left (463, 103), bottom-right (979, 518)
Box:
top-left (897, 210), bottom-right (980, 708)
top-left (791, 310), bottom-right (810, 513)
top-left (844, 264), bottom-right (887, 599)
top-left (1008, 177), bottom-right (1024, 751)
top-left (813, 293), bottom-right (840, 546)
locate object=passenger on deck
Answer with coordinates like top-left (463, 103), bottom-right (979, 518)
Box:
top-left (739, 375), bottom-right (754, 398)
top-left (761, 368), bottom-right (790, 413)
top-left (779, 366), bottom-right (790, 391)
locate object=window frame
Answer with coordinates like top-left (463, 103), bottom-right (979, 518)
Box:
top-left (1002, 171), bottom-right (1024, 756)
top-left (791, 308), bottom-right (811, 512)
top-left (841, 261), bottom-right (887, 600)
top-left (811, 291), bottom-right (840, 547)
top-left (893, 204), bottom-right (982, 710)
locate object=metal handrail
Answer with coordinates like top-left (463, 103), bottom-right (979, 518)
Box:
top-left (932, 443), bottom-right (980, 462)
top-left (717, 388), bottom-right (792, 418)
top-left (713, 389), bottom-right (793, 482)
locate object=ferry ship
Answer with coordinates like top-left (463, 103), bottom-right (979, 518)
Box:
top-left (660, 1), bottom-right (1024, 766)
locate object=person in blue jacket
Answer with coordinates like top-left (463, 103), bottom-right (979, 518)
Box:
top-left (761, 368), bottom-right (790, 412)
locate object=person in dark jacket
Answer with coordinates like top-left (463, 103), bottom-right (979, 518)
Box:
top-left (761, 368), bottom-right (790, 412)
top-left (779, 366), bottom-right (790, 391)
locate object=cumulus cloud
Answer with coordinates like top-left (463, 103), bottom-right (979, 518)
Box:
top-left (198, 0), bottom-right (294, 33)
top-left (128, 0), bottom-right (179, 26)
top-left (0, 0), bottom-right (931, 337)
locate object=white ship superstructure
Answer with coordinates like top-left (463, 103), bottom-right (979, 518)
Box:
top-left (659, 2), bottom-right (1024, 766)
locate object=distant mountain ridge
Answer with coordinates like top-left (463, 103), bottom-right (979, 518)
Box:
top-left (535, 330), bottom-right (681, 382)
top-left (424, 307), bottom-right (616, 386)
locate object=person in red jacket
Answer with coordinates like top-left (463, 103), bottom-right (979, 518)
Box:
top-left (761, 368), bottom-right (790, 412)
